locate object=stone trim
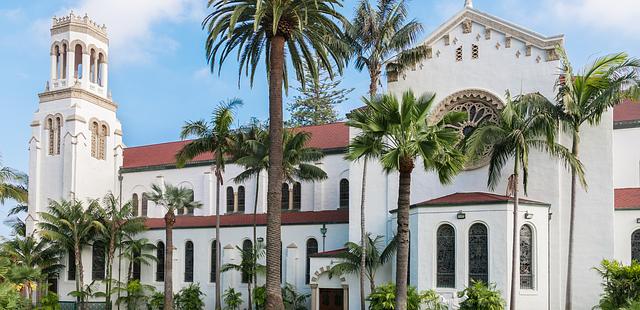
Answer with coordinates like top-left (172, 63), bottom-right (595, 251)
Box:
top-left (38, 87), bottom-right (117, 112)
top-left (51, 13), bottom-right (108, 44)
top-left (114, 129), bottom-right (123, 136)
top-left (66, 114), bottom-right (86, 123)
top-left (30, 121), bottom-right (40, 127)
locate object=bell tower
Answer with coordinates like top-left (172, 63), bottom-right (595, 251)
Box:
top-left (26, 12), bottom-right (123, 233)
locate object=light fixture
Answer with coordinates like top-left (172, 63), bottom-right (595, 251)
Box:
top-left (320, 224), bottom-right (328, 251)
top-left (636, 218), bottom-right (640, 224)
top-left (524, 212), bottom-right (533, 220)
top-left (456, 210), bottom-right (466, 220)
top-left (257, 237), bottom-right (264, 243)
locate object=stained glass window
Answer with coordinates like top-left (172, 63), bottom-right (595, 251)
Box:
top-left (632, 230), bottom-right (640, 262)
top-left (210, 240), bottom-right (217, 283)
top-left (293, 182), bottom-right (301, 210)
top-left (238, 186), bottom-right (245, 212)
top-left (242, 240), bottom-right (252, 283)
top-left (520, 225), bottom-right (534, 289)
top-left (67, 250), bottom-right (76, 281)
top-left (92, 241), bottom-right (105, 280)
top-left (339, 179), bottom-right (349, 209)
top-left (306, 238), bottom-right (318, 284)
top-left (437, 224), bottom-right (456, 288)
top-left (141, 193), bottom-right (148, 217)
top-left (281, 183), bottom-right (289, 210)
top-left (131, 193), bottom-right (139, 217)
top-left (156, 241), bottom-right (164, 282)
top-left (226, 186), bottom-right (235, 213)
top-left (132, 249), bottom-right (141, 280)
top-left (468, 223), bottom-right (488, 284)
top-left (184, 241), bottom-right (194, 282)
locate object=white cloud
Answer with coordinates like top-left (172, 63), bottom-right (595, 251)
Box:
top-left (552, 0), bottom-right (640, 34)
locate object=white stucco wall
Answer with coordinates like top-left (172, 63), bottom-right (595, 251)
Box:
top-left (614, 127), bottom-right (640, 188)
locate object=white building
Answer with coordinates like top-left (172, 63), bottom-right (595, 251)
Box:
top-left (25, 3), bottom-right (640, 310)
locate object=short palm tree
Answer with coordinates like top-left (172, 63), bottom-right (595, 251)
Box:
top-left (553, 50), bottom-right (640, 310)
top-left (221, 243), bottom-right (266, 310)
top-left (329, 233), bottom-right (396, 293)
top-left (177, 98), bottom-right (241, 310)
top-left (203, 1), bottom-right (348, 306)
top-left (96, 193), bottom-right (145, 309)
top-left (348, 90), bottom-right (466, 310)
top-left (37, 199), bottom-right (104, 310)
top-left (467, 93), bottom-right (584, 310)
top-left (0, 159), bottom-right (27, 204)
top-left (147, 183), bottom-right (202, 310)
top-left (120, 235), bottom-right (157, 283)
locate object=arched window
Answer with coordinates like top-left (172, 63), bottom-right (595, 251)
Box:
top-left (306, 238), bottom-right (318, 284)
top-left (339, 179), bottom-right (349, 208)
top-left (520, 224), bottom-right (534, 289)
top-left (242, 240), bottom-right (253, 283)
top-left (90, 49), bottom-right (96, 83)
top-left (61, 44), bottom-right (67, 79)
top-left (184, 241), bottom-right (194, 282)
top-left (67, 249), bottom-right (76, 281)
top-left (632, 230), bottom-right (640, 262)
top-left (237, 186), bottom-right (245, 213)
top-left (98, 124), bottom-right (107, 160)
top-left (92, 241), bottom-right (105, 281)
top-left (226, 186), bottom-right (235, 213)
top-left (141, 193), bottom-right (148, 217)
top-left (293, 182), bottom-right (301, 210)
top-left (47, 118), bottom-right (55, 155)
top-left (74, 44), bottom-right (83, 79)
top-left (132, 249), bottom-right (141, 280)
top-left (54, 116), bottom-right (61, 155)
top-left (156, 241), bottom-right (165, 282)
top-left (97, 53), bottom-right (104, 86)
top-left (468, 223), bottom-right (489, 284)
top-left (131, 194), bottom-right (139, 217)
top-left (210, 240), bottom-right (217, 283)
top-left (281, 183), bottom-right (290, 210)
top-left (436, 224), bottom-right (455, 288)
top-left (91, 122), bottom-right (99, 159)
top-left (187, 189), bottom-right (194, 215)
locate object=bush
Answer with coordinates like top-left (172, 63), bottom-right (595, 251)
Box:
top-left (175, 283), bottom-right (205, 310)
top-left (253, 286), bottom-right (266, 310)
top-left (146, 291), bottom-right (164, 310)
top-left (367, 283), bottom-right (445, 310)
top-left (595, 259), bottom-right (640, 309)
top-left (223, 287), bottom-right (243, 310)
top-left (457, 281), bottom-right (505, 310)
top-left (38, 292), bottom-right (60, 310)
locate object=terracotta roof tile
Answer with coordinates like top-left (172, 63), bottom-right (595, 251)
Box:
top-left (144, 209), bottom-right (349, 229)
top-left (615, 188), bottom-right (640, 210)
top-left (123, 122), bottom-right (349, 169)
top-left (411, 192), bottom-right (547, 207)
top-left (309, 248), bottom-right (348, 258)
top-left (614, 100), bottom-right (640, 123)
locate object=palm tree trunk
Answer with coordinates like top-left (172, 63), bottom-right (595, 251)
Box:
top-left (394, 159), bottom-right (413, 310)
top-left (253, 174), bottom-right (260, 293)
top-left (74, 243), bottom-right (84, 310)
top-left (248, 281), bottom-right (253, 310)
top-left (265, 34), bottom-right (286, 310)
top-left (117, 235), bottom-right (122, 310)
top-left (215, 175), bottom-right (222, 310)
top-left (106, 237), bottom-right (116, 310)
top-left (369, 68), bottom-right (380, 97)
top-left (164, 211), bottom-right (175, 310)
top-left (359, 159), bottom-right (368, 310)
top-left (565, 131), bottom-right (579, 310)
top-left (509, 161), bottom-right (520, 310)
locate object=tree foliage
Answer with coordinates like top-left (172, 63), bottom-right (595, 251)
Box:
top-left (458, 281), bottom-right (505, 310)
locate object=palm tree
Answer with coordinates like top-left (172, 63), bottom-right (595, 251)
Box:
top-left (120, 235), bottom-right (157, 283)
top-left (37, 199), bottom-right (104, 310)
top-left (329, 233), bottom-right (396, 293)
top-left (147, 183), bottom-right (202, 310)
top-left (221, 243), bottom-right (266, 310)
top-left (467, 92), bottom-right (584, 310)
top-left (176, 99), bottom-right (241, 310)
top-left (0, 158), bottom-right (27, 204)
top-left (347, 90), bottom-right (466, 310)
top-left (4, 203), bottom-right (28, 237)
top-left (203, 1), bottom-right (348, 306)
top-left (553, 50), bottom-right (640, 310)
top-left (96, 194), bottom-right (145, 309)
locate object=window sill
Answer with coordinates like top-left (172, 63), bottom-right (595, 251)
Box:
top-left (519, 289), bottom-right (538, 296)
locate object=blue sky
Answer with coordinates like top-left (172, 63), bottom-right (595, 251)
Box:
top-left (0, 0), bottom-right (638, 236)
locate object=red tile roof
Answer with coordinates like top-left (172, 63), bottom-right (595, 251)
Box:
top-left (122, 122), bottom-right (349, 169)
top-left (309, 248), bottom-right (348, 258)
top-left (615, 188), bottom-right (640, 210)
top-left (614, 100), bottom-right (640, 123)
top-left (411, 192), bottom-right (547, 207)
top-left (144, 209), bottom-right (349, 229)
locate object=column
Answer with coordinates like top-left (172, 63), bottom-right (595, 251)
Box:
top-left (342, 285), bottom-right (349, 310)
top-left (66, 49), bottom-right (75, 82)
top-left (234, 191), bottom-right (238, 213)
top-left (310, 284), bottom-right (318, 310)
top-left (50, 53), bottom-right (57, 81)
top-left (81, 52), bottom-right (90, 85)
top-left (289, 187), bottom-right (293, 210)
top-left (102, 62), bottom-right (109, 91)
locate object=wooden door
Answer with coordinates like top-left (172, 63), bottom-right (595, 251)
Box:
top-left (319, 288), bottom-right (344, 310)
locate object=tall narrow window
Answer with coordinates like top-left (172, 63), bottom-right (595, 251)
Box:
top-left (74, 44), bottom-right (83, 79)
top-left (91, 122), bottom-right (99, 159)
top-left (131, 194), bottom-right (139, 217)
top-left (67, 249), bottom-right (76, 281)
top-left (54, 116), bottom-right (61, 155)
top-left (436, 224), bottom-right (455, 288)
top-left (226, 186), bottom-right (235, 213)
top-left (90, 49), bottom-right (96, 83)
top-left (242, 240), bottom-right (253, 283)
top-left (141, 193), bottom-right (148, 217)
top-left (61, 44), bottom-right (67, 79)
top-left (156, 241), bottom-right (165, 282)
top-left (187, 189), bottom-right (194, 215)
top-left (281, 183), bottom-right (289, 210)
top-left (306, 238), bottom-right (318, 284)
top-left (520, 224), bottom-right (534, 289)
top-left (132, 249), bottom-right (141, 280)
top-left (468, 223), bottom-right (489, 284)
top-left (632, 229), bottom-right (640, 262)
top-left (184, 241), bottom-right (194, 282)
top-left (339, 179), bottom-right (349, 208)
top-left (98, 125), bottom-right (107, 160)
top-left (471, 44), bottom-right (479, 59)
top-left (54, 45), bottom-right (61, 79)
top-left (237, 186), bottom-right (245, 213)
top-left (48, 118), bottom-right (55, 155)
top-left (293, 182), bottom-right (301, 211)
top-left (210, 241), bottom-right (217, 283)
top-left (97, 53), bottom-right (104, 86)
top-left (92, 241), bottom-right (106, 281)
top-left (456, 46), bottom-right (463, 62)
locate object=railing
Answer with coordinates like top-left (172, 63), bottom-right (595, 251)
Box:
top-left (59, 301), bottom-right (107, 310)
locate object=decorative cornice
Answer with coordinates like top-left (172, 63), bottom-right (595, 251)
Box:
top-left (51, 12), bottom-right (108, 44)
top-left (114, 129), bottom-right (123, 136)
top-left (38, 87), bottom-right (117, 112)
top-left (30, 121), bottom-right (40, 127)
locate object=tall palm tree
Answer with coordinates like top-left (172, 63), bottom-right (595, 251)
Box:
top-left (329, 233), bottom-right (396, 293)
top-left (553, 50), bottom-right (640, 310)
top-left (0, 158), bottom-right (27, 204)
top-left (347, 91), bottom-right (466, 310)
top-left (37, 199), bottom-right (104, 310)
top-left (97, 194), bottom-right (145, 309)
top-left (4, 203), bottom-right (28, 237)
top-left (176, 98), bottom-right (241, 310)
top-left (221, 243), bottom-right (266, 310)
top-left (467, 93), bottom-right (584, 310)
top-left (203, 1), bottom-right (348, 307)
top-left (147, 183), bottom-right (201, 310)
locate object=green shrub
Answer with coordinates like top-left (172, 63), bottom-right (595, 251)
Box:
top-left (175, 283), bottom-right (205, 310)
top-left (253, 286), bottom-right (266, 310)
top-left (595, 259), bottom-right (640, 310)
top-left (37, 292), bottom-right (60, 310)
top-left (223, 287), bottom-right (243, 310)
top-left (146, 291), bottom-right (164, 310)
top-left (367, 283), bottom-right (445, 310)
top-left (457, 281), bottom-right (505, 310)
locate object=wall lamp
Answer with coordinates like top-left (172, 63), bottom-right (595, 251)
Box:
top-left (524, 211), bottom-right (534, 220)
top-left (456, 211), bottom-right (466, 220)
top-left (257, 237), bottom-right (264, 243)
